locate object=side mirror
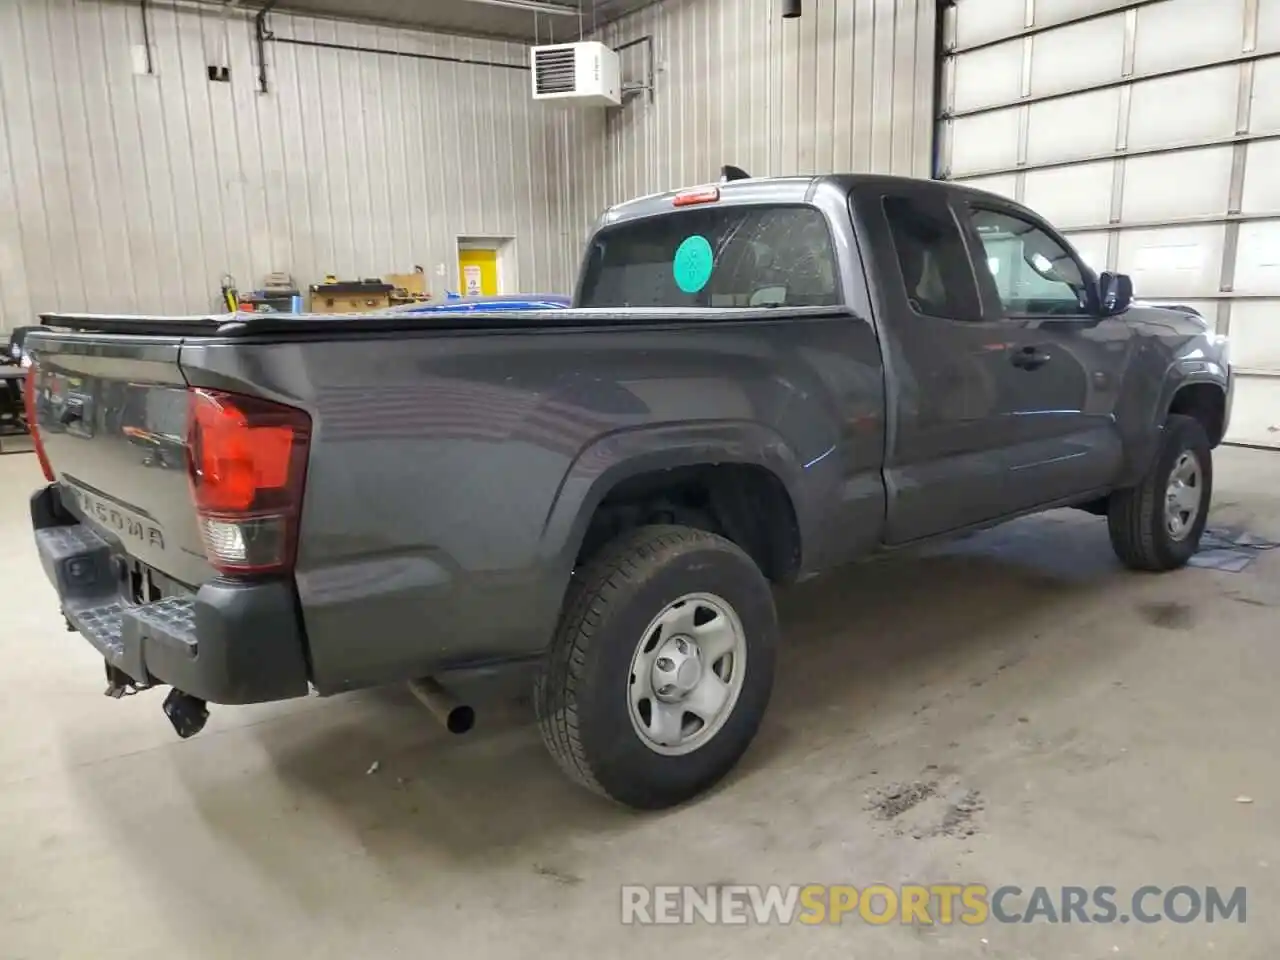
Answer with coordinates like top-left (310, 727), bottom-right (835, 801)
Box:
top-left (1098, 272), bottom-right (1133, 316)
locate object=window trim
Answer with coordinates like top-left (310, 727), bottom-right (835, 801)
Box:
top-left (576, 202), bottom-right (845, 310)
top-left (962, 201), bottom-right (1099, 320)
top-left (879, 189), bottom-right (988, 323)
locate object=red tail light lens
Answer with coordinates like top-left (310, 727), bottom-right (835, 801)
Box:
top-left (21, 361), bottom-right (54, 482)
top-left (186, 388), bottom-right (311, 575)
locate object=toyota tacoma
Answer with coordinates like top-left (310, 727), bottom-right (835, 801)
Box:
top-left (23, 171), bottom-right (1231, 809)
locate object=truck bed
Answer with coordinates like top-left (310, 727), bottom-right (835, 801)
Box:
top-left (26, 303), bottom-right (884, 697)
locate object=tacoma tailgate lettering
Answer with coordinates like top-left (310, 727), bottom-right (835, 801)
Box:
top-left (69, 484), bottom-right (166, 551)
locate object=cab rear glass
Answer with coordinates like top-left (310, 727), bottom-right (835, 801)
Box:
top-left (577, 204), bottom-right (841, 309)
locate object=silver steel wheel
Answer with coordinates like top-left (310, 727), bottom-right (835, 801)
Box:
top-left (627, 592), bottom-right (747, 757)
top-left (1164, 450), bottom-right (1204, 541)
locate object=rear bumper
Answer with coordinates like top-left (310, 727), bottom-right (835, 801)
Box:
top-left (32, 485), bottom-right (311, 705)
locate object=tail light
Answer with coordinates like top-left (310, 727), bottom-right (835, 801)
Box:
top-left (21, 362), bottom-right (54, 481)
top-left (186, 388), bottom-right (311, 575)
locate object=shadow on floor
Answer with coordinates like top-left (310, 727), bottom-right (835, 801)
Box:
top-left (157, 516), bottom-right (1125, 860)
top-left (67, 511), bottom-right (1168, 915)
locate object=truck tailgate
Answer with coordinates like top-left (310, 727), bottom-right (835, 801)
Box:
top-left (29, 333), bottom-right (213, 589)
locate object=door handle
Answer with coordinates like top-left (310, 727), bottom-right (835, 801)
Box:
top-left (1010, 345), bottom-right (1052, 370)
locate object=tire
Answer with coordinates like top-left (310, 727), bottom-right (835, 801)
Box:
top-left (535, 524), bottom-right (777, 810)
top-left (1108, 414), bottom-right (1213, 571)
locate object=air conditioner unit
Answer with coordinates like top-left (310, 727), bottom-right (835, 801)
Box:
top-left (531, 41), bottom-right (621, 107)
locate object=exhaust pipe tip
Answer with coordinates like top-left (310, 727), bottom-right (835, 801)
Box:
top-left (409, 678), bottom-right (474, 735)
top-left (445, 704), bottom-right (476, 735)
top-left (162, 688), bottom-right (209, 738)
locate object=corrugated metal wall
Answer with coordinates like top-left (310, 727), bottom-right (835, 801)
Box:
top-left (0, 0), bottom-right (941, 333)
top-left (550, 0), bottom-right (939, 244)
top-left (0, 0), bottom-right (575, 330)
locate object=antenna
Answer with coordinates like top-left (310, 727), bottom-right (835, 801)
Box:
top-left (720, 165), bottom-right (751, 182)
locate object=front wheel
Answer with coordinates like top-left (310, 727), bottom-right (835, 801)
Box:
top-left (535, 525), bottom-right (777, 810)
top-left (1108, 414), bottom-right (1212, 571)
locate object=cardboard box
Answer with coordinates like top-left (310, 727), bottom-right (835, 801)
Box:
top-left (309, 280), bottom-right (393, 314)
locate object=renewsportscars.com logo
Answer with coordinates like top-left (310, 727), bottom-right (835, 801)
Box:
top-left (621, 884), bottom-right (1247, 926)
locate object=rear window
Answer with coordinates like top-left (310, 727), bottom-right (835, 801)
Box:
top-left (577, 205), bottom-right (841, 309)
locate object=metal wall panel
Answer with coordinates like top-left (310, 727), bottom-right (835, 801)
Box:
top-left (550, 0), bottom-right (939, 251)
top-left (0, 0), bottom-right (572, 330)
top-left (942, 0), bottom-right (1280, 447)
top-left (1, 0), bottom-right (940, 335)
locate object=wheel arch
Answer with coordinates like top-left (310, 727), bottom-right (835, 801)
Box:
top-left (539, 421), bottom-right (808, 584)
top-left (1167, 379), bottom-right (1228, 447)
top-left (1118, 363), bottom-right (1229, 487)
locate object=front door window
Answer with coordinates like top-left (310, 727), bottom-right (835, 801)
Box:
top-left (968, 208), bottom-right (1091, 317)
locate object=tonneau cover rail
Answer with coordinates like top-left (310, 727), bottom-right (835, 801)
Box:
top-left (38, 305), bottom-right (851, 339)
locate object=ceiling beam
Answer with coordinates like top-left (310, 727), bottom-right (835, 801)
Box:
top-left (459, 0), bottom-right (579, 14)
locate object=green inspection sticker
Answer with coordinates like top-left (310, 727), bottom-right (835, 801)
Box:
top-left (673, 235), bottom-right (714, 294)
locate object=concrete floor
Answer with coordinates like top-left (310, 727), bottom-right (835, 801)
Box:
top-left (1, 448), bottom-right (1277, 959)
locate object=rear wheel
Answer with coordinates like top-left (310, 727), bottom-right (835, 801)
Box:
top-left (535, 525), bottom-right (777, 810)
top-left (1108, 414), bottom-right (1212, 571)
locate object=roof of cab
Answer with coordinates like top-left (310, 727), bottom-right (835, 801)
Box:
top-left (599, 172), bottom-right (1017, 227)
top-left (601, 176), bottom-right (818, 225)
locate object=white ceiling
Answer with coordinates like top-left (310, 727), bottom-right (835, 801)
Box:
top-left (251, 0), bottom-right (658, 43)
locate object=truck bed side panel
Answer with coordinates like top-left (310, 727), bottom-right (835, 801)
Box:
top-left (180, 317), bottom-right (886, 693)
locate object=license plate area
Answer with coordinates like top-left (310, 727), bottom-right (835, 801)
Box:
top-left (122, 556), bottom-right (163, 605)
top-left (116, 554), bottom-right (187, 606)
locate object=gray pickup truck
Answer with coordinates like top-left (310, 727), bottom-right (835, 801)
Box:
top-left (24, 172), bottom-right (1231, 809)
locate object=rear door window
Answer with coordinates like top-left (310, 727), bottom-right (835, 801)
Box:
top-left (881, 194), bottom-right (984, 320)
top-left (577, 205), bottom-right (841, 309)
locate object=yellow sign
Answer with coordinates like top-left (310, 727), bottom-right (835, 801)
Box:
top-left (457, 248), bottom-right (498, 297)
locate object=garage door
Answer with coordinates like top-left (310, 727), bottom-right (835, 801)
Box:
top-left (939, 0), bottom-right (1280, 447)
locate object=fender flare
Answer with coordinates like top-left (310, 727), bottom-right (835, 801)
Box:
top-left (1121, 360), bottom-right (1229, 486)
top-left (537, 420), bottom-right (808, 573)
top-left (1154, 360), bottom-right (1229, 444)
